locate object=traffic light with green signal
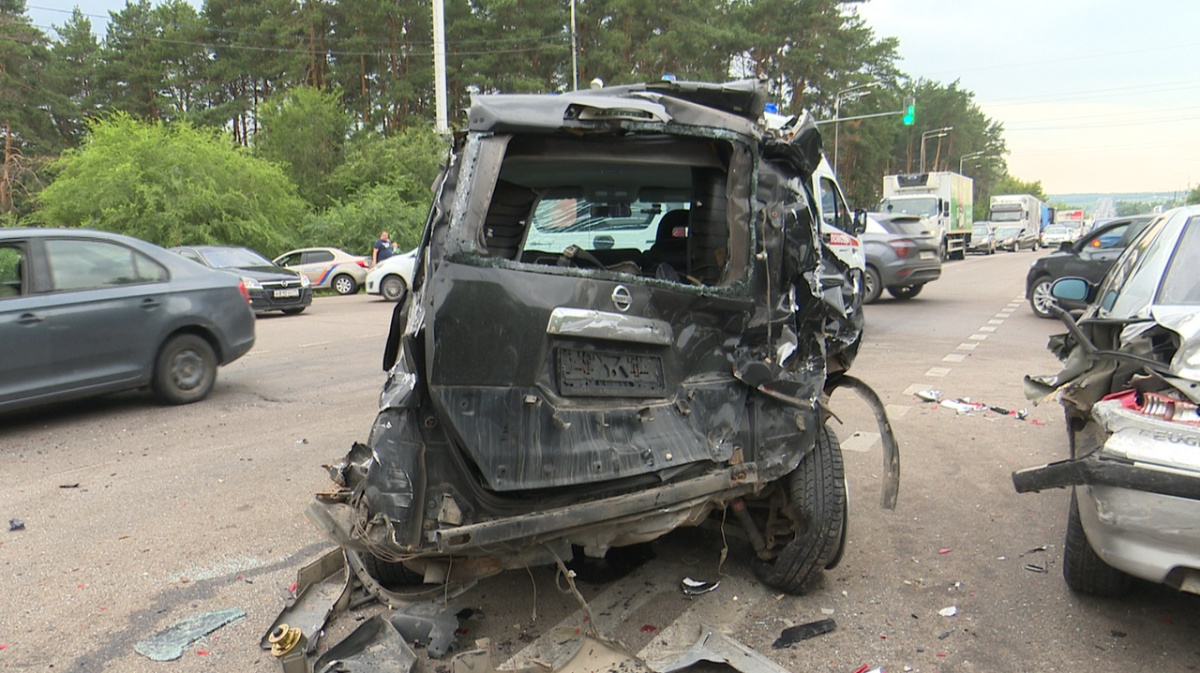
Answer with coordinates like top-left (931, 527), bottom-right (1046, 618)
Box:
top-left (903, 96), bottom-right (916, 125)
top-left (902, 96), bottom-right (916, 126)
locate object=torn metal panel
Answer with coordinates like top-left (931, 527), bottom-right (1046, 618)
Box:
top-left (312, 615), bottom-right (417, 673)
top-left (389, 601), bottom-right (464, 658)
top-left (647, 625), bottom-right (792, 673)
top-left (260, 548), bottom-right (351, 654)
top-left (134, 608), bottom-right (244, 662)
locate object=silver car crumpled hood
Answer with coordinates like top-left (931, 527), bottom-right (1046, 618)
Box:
top-left (1149, 306), bottom-right (1200, 387)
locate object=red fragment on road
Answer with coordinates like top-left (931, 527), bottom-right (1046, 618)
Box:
top-left (640, 624), bottom-right (658, 633)
top-left (196, 650), bottom-right (210, 655)
top-left (937, 653), bottom-right (948, 658)
top-left (938, 548), bottom-right (952, 555)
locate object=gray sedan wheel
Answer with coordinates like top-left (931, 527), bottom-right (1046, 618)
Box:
top-left (887, 284), bottom-right (923, 300)
top-left (381, 275), bottom-right (408, 302)
top-left (862, 267), bottom-right (882, 304)
top-left (1063, 491), bottom-right (1131, 596)
top-left (1029, 276), bottom-right (1055, 319)
top-left (332, 273), bottom-right (358, 295)
top-left (153, 334), bottom-right (216, 405)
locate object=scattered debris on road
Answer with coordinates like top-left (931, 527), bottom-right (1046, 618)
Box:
top-left (8, 518), bottom-right (24, 531)
top-left (771, 618), bottom-right (837, 648)
top-left (938, 606), bottom-right (957, 617)
top-left (681, 577), bottom-right (720, 596)
top-left (134, 608), bottom-right (245, 661)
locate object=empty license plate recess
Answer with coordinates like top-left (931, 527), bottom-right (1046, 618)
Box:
top-left (557, 348), bottom-right (665, 398)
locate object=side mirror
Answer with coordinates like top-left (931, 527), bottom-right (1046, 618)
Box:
top-left (852, 209), bottom-right (868, 236)
top-left (1050, 277), bottom-right (1092, 303)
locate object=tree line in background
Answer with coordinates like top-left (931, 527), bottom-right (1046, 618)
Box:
top-left (2, 0), bottom-right (1023, 255)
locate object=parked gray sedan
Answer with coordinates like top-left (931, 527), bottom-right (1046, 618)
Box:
top-left (862, 213), bottom-right (943, 303)
top-left (0, 229), bottom-right (256, 413)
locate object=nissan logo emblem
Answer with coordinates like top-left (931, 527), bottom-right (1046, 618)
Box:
top-left (611, 285), bottom-right (633, 312)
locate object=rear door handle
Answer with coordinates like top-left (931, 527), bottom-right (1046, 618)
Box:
top-left (141, 298), bottom-right (160, 310)
top-left (17, 312), bottom-right (45, 325)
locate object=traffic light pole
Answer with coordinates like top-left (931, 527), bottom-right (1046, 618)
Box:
top-left (814, 109), bottom-right (907, 126)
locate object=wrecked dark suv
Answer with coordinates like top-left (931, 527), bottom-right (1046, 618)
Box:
top-left (308, 80), bottom-right (897, 595)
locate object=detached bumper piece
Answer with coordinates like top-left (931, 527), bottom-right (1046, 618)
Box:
top-left (1012, 452), bottom-right (1200, 501)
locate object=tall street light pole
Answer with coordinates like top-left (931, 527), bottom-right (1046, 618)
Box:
top-left (920, 126), bottom-right (953, 173)
top-left (432, 0), bottom-right (448, 133)
top-left (959, 150), bottom-right (990, 174)
top-left (833, 81), bottom-right (881, 172)
top-left (570, 0), bottom-right (578, 91)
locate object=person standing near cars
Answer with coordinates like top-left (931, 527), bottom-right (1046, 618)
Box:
top-left (372, 231), bottom-right (393, 266)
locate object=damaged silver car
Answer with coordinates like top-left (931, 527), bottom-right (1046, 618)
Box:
top-left (308, 79), bottom-right (898, 595)
top-left (1014, 205), bottom-right (1200, 596)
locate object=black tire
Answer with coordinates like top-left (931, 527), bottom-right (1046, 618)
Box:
top-left (152, 334), bottom-right (217, 405)
top-left (1063, 490), bottom-right (1132, 597)
top-left (753, 424), bottom-right (847, 594)
top-left (938, 240), bottom-right (948, 261)
top-left (332, 274), bottom-right (358, 295)
top-left (357, 551), bottom-right (424, 589)
top-left (862, 267), bottom-right (883, 304)
top-left (381, 275), bottom-right (408, 302)
top-left (887, 284), bottom-right (923, 300)
top-left (282, 307), bottom-right (306, 315)
top-left (1028, 276), bottom-right (1055, 319)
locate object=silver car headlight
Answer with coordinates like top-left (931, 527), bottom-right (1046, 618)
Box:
top-left (300, 275), bottom-right (311, 288)
top-left (242, 276), bottom-right (262, 289)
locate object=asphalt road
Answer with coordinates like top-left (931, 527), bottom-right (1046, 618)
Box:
top-left (1, 250), bottom-right (1197, 672)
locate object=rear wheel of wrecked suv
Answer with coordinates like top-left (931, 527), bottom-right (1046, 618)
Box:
top-left (753, 423), bottom-right (847, 594)
top-left (1062, 490), bottom-right (1132, 597)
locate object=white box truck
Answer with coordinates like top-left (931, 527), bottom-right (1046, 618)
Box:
top-left (989, 194), bottom-right (1046, 249)
top-left (880, 171), bottom-right (973, 260)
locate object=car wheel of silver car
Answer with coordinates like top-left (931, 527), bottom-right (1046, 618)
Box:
top-left (381, 275), bottom-right (408, 302)
top-left (153, 334), bottom-right (217, 405)
top-left (332, 273), bottom-right (358, 295)
top-left (1029, 277), bottom-right (1056, 319)
top-left (1063, 490), bottom-right (1132, 597)
top-left (752, 423), bottom-right (847, 595)
top-left (862, 267), bottom-right (883, 304)
top-left (887, 284), bottom-right (923, 300)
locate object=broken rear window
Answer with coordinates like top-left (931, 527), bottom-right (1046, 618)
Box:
top-left (470, 134), bottom-right (744, 286)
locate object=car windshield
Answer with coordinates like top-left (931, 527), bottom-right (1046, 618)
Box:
top-left (1158, 215), bottom-right (1200, 305)
top-left (879, 197), bottom-right (937, 217)
top-left (996, 226), bottom-right (1022, 236)
top-left (971, 225), bottom-right (990, 236)
top-left (990, 210), bottom-right (1022, 222)
top-left (524, 198), bottom-right (688, 253)
top-left (880, 218), bottom-right (926, 236)
top-left (1044, 226), bottom-right (1067, 235)
top-left (203, 248), bottom-right (274, 268)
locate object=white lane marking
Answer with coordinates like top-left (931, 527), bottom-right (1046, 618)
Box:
top-left (987, 319), bottom-right (1004, 325)
top-left (903, 383), bottom-right (931, 396)
top-left (300, 341), bottom-right (330, 347)
top-left (956, 343), bottom-right (978, 351)
top-left (925, 367), bottom-right (952, 377)
top-left (978, 326), bottom-right (997, 333)
top-left (885, 404), bottom-right (911, 420)
top-left (943, 353), bottom-right (966, 362)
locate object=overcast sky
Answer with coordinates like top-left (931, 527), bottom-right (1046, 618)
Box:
top-left (855, 0), bottom-right (1200, 195)
top-left (25, 0), bottom-right (1200, 195)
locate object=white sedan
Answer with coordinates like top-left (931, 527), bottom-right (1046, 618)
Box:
top-left (366, 248), bottom-right (418, 302)
top-left (273, 247), bottom-right (369, 295)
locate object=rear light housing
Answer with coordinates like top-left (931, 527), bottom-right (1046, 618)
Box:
top-left (889, 238), bottom-right (917, 259)
top-left (237, 281), bottom-right (251, 304)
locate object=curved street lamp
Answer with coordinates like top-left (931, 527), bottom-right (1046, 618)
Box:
top-left (833, 81), bottom-right (882, 172)
top-left (920, 126), bottom-right (953, 173)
